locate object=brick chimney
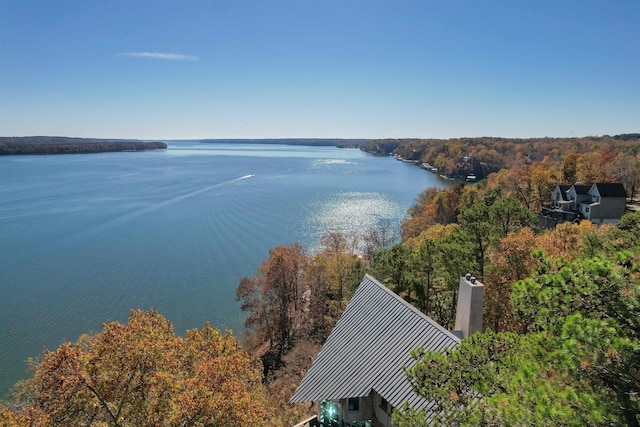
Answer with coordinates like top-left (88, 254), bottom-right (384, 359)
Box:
top-left (454, 274), bottom-right (484, 338)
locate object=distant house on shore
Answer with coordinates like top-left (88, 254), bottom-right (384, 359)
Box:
top-left (290, 274), bottom-right (484, 427)
top-left (542, 182), bottom-right (627, 227)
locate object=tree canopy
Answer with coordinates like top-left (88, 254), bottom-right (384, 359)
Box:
top-left (361, 135), bottom-right (640, 182)
top-left (0, 310), bottom-right (269, 427)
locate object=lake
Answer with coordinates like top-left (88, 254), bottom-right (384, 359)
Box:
top-left (0, 141), bottom-right (452, 398)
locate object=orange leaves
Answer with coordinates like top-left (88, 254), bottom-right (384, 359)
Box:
top-left (401, 185), bottom-right (465, 240)
top-left (535, 220), bottom-right (611, 261)
top-left (7, 310), bottom-right (269, 427)
top-left (484, 228), bottom-right (539, 332)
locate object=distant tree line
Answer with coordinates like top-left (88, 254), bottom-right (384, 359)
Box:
top-left (0, 137), bottom-right (167, 155)
top-left (199, 138), bottom-right (368, 148)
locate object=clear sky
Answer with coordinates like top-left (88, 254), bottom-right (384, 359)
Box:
top-left (0, 0), bottom-right (638, 139)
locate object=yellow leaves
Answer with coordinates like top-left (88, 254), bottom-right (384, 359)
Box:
top-left (450, 390), bottom-right (460, 402)
top-left (537, 222), bottom-right (582, 260)
top-left (0, 405), bottom-right (20, 427)
top-left (577, 219), bottom-right (594, 233)
top-left (576, 152), bottom-right (609, 183)
top-left (406, 223), bottom-right (458, 250)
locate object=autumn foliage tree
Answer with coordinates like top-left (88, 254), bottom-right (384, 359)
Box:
top-left (484, 227), bottom-right (538, 332)
top-left (236, 243), bottom-right (308, 364)
top-left (1, 310), bottom-right (268, 427)
top-left (236, 237), bottom-right (364, 369)
top-left (611, 152), bottom-right (640, 200)
top-left (401, 185), bottom-right (464, 240)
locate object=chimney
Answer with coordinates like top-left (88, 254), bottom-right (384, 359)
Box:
top-left (454, 274), bottom-right (484, 338)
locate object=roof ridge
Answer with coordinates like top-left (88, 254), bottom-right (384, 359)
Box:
top-left (290, 275), bottom-right (461, 410)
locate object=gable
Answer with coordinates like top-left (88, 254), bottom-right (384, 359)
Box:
top-left (593, 183), bottom-right (627, 198)
top-left (553, 185), bottom-right (571, 201)
top-left (290, 275), bottom-right (460, 411)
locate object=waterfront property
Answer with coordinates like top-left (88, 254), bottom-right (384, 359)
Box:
top-left (290, 274), bottom-right (484, 427)
top-left (542, 182), bottom-right (627, 226)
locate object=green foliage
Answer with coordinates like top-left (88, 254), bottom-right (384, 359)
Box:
top-left (396, 255), bottom-right (640, 426)
top-left (397, 330), bottom-right (618, 426)
top-left (457, 201), bottom-right (491, 279)
top-left (457, 188), bottom-right (535, 280)
top-left (488, 196), bottom-right (537, 238)
top-left (512, 257), bottom-right (622, 334)
top-left (373, 243), bottom-right (415, 299)
top-left (372, 231), bottom-right (474, 329)
top-left (607, 211), bottom-right (640, 250)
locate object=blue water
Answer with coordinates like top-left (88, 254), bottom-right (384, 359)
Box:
top-left (0, 142), bottom-right (451, 397)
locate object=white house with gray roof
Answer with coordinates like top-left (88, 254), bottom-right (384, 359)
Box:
top-left (542, 182), bottom-right (627, 226)
top-left (290, 274), bottom-right (483, 427)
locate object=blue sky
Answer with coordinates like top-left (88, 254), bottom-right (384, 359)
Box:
top-left (0, 0), bottom-right (638, 139)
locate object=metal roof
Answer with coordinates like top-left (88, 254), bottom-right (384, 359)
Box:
top-left (290, 274), bottom-right (460, 410)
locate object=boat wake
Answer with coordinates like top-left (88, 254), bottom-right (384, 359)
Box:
top-left (69, 174), bottom-right (257, 241)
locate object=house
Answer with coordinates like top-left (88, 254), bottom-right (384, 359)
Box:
top-left (547, 184), bottom-right (576, 223)
top-left (290, 274), bottom-right (484, 427)
top-left (580, 183), bottom-right (627, 224)
top-left (550, 184), bottom-right (572, 209)
top-left (542, 182), bottom-right (627, 226)
top-left (567, 184), bottom-right (593, 211)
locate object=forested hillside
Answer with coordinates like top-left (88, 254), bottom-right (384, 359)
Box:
top-left (361, 134), bottom-right (640, 183)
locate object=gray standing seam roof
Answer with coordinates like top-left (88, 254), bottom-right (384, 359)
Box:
top-left (289, 274), bottom-right (460, 411)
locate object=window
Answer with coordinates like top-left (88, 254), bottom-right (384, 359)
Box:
top-left (348, 397), bottom-right (360, 411)
top-left (585, 206), bottom-right (590, 213)
top-left (379, 396), bottom-right (388, 412)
